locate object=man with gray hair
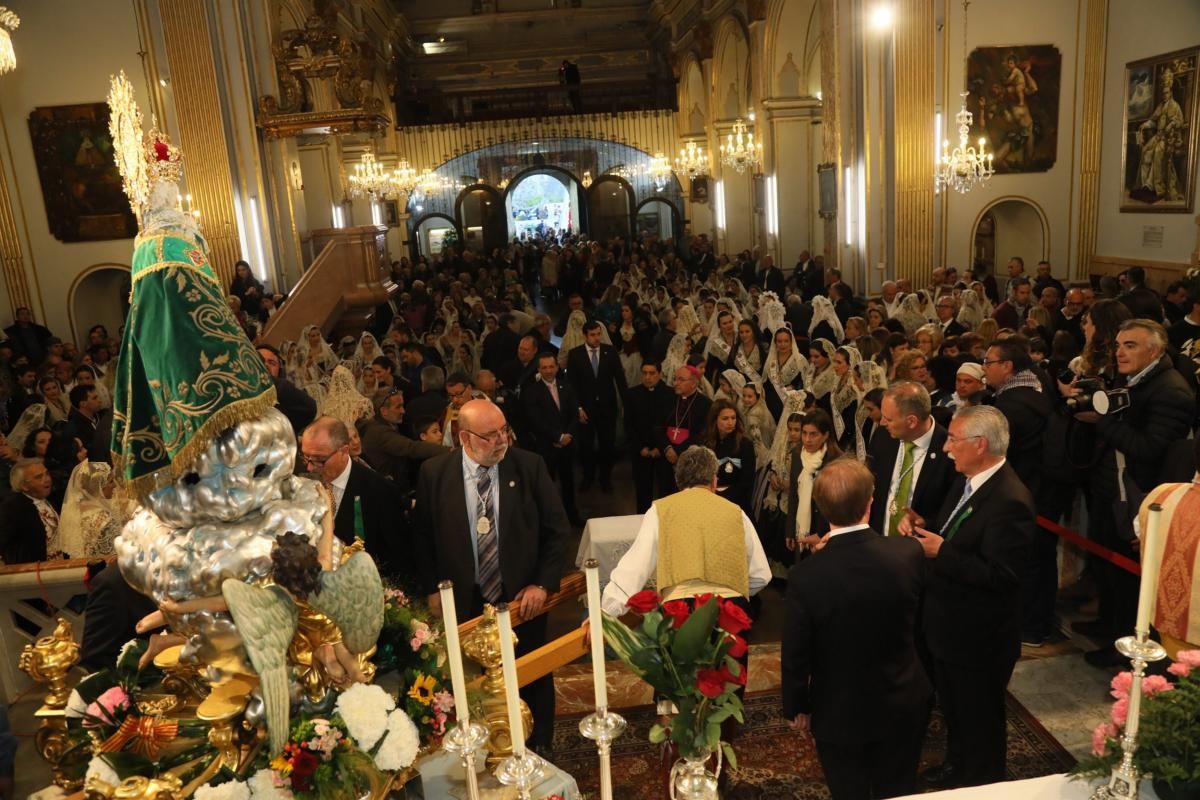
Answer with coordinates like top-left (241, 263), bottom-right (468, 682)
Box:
top-left (902, 405), bottom-right (1034, 789)
top-left (0, 458), bottom-right (57, 563)
top-left (600, 446), bottom-right (770, 618)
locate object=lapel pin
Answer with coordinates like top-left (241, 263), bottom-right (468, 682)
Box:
top-left (509, 480), bottom-right (516, 487)
top-left (929, 453), bottom-right (937, 460)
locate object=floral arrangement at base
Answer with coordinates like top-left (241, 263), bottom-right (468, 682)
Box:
top-left (601, 590), bottom-right (749, 766)
top-left (1072, 649), bottom-right (1200, 794)
top-left (376, 587), bottom-right (455, 746)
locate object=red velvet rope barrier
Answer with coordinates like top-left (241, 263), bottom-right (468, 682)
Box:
top-left (1037, 515), bottom-right (1141, 576)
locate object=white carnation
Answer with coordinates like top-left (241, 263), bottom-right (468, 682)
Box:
top-left (65, 688), bottom-right (88, 719)
top-left (373, 710), bottom-right (420, 771)
top-left (85, 756), bottom-right (120, 788)
top-left (193, 780), bottom-right (251, 800)
top-left (247, 769), bottom-right (292, 800)
top-left (335, 683), bottom-right (396, 751)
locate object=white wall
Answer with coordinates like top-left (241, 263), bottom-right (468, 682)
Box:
top-left (1094, 0), bottom-right (1200, 266)
top-left (0, 0), bottom-right (149, 343)
top-left (991, 200), bottom-right (1046, 267)
top-left (940, 0), bottom-right (1080, 280)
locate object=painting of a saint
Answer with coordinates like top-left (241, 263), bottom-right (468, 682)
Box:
top-left (1120, 47), bottom-right (1199, 213)
top-left (967, 45), bottom-right (1061, 174)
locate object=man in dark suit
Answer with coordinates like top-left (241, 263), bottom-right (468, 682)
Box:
top-left (81, 562), bottom-right (158, 670)
top-left (625, 361), bottom-right (674, 511)
top-left (1118, 266), bottom-right (1164, 323)
top-left (0, 459), bottom-right (55, 563)
top-left (416, 399), bottom-right (570, 753)
top-left (482, 313), bottom-right (522, 373)
top-left (301, 416), bottom-right (412, 584)
top-left (257, 345), bottom-right (317, 438)
top-left (566, 320), bottom-right (627, 492)
top-left (523, 352), bottom-right (583, 527)
top-left (904, 405), bottom-right (1035, 788)
top-left (63, 385), bottom-right (101, 449)
top-left (867, 382), bottom-right (961, 537)
top-left (934, 296), bottom-right (967, 336)
top-left (761, 254), bottom-right (785, 295)
top-left (784, 459), bottom-right (931, 800)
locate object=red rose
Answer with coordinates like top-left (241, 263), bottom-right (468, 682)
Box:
top-left (626, 589), bottom-right (662, 614)
top-left (694, 593), bottom-right (715, 609)
top-left (727, 634), bottom-right (748, 659)
top-left (696, 668), bottom-right (726, 698)
top-left (290, 750), bottom-right (319, 792)
top-left (720, 663), bottom-right (746, 686)
top-left (153, 140), bottom-right (170, 161)
top-left (718, 601), bottom-right (752, 636)
top-left (662, 600), bottom-right (691, 628)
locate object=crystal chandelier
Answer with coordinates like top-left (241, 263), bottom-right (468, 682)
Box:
top-left (675, 140), bottom-right (710, 178)
top-left (0, 8), bottom-right (19, 76)
top-left (581, 170), bottom-right (592, 188)
top-left (935, 0), bottom-right (994, 194)
top-left (648, 152), bottom-right (673, 191)
top-left (720, 115), bottom-right (763, 174)
top-left (348, 151), bottom-right (395, 198)
top-left (392, 159), bottom-right (418, 197)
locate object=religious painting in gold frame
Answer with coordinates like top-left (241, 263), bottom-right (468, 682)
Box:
top-left (1119, 46), bottom-right (1200, 213)
top-left (27, 102), bottom-right (138, 242)
top-left (966, 45), bottom-right (1062, 174)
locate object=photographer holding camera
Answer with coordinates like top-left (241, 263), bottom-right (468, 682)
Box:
top-left (1070, 318), bottom-right (1194, 666)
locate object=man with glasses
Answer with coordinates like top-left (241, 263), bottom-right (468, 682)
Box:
top-left (1059, 288), bottom-right (1087, 351)
top-left (867, 382), bottom-right (959, 538)
top-left (358, 390), bottom-right (449, 496)
top-left (300, 416), bottom-right (408, 580)
top-left (903, 406), bottom-right (1033, 789)
top-left (416, 398), bottom-right (569, 756)
top-left (438, 371), bottom-right (476, 446)
top-left (934, 296), bottom-right (965, 336)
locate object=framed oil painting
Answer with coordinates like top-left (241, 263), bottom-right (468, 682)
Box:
top-left (966, 45), bottom-right (1062, 174)
top-left (27, 102), bottom-right (136, 242)
top-left (1120, 46), bottom-right (1199, 213)
top-left (689, 174), bottom-right (709, 203)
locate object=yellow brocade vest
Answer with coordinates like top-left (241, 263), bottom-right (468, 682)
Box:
top-left (655, 487), bottom-right (749, 598)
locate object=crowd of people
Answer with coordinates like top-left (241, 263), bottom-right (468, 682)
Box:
top-left (1, 229), bottom-right (1196, 797)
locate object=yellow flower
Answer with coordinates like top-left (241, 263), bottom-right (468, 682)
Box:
top-left (407, 674), bottom-right (437, 706)
top-left (270, 755), bottom-right (292, 776)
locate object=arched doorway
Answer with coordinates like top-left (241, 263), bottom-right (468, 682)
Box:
top-left (410, 213), bottom-right (462, 259)
top-left (504, 169), bottom-right (582, 240)
top-left (455, 185), bottom-right (506, 254)
top-left (635, 197), bottom-right (681, 241)
top-left (588, 176), bottom-right (635, 240)
top-left (69, 264), bottom-right (130, 346)
top-left (971, 198), bottom-right (1048, 278)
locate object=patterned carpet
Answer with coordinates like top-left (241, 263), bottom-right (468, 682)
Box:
top-left (550, 691), bottom-right (1077, 799)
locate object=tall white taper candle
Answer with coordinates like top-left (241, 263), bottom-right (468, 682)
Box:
top-left (438, 581), bottom-right (471, 727)
top-left (496, 603), bottom-right (526, 757)
top-left (1135, 504), bottom-right (1164, 637)
top-left (584, 559), bottom-right (608, 710)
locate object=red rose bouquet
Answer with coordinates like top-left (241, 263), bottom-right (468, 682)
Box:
top-left (601, 590), bottom-right (748, 765)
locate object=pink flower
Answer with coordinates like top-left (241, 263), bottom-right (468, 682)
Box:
top-left (1176, 649), bottom-right (1200, 667)
top-left (1141, 674), bottom-right (1173, 695)
top-left (1092, 722), bottom-right (1118, 756)
top-left (1168, 662), bottom-right (1191, 678)
top-left (1110, 671), bottom-right (1133, 699)
top-left (433, 690), bottom-right (455, 714)
top-left (410, 637), bottom-right (422, 651)
top-left (84, 686), bottom-right (130, 727)
top-left (1111, 697), bottom-right (1129, 727)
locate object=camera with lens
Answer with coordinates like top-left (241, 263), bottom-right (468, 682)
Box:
top-left (1068, 384), bottom-right (1131, 415)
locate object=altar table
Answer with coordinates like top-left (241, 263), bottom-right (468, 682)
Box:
top-left (895, 773), bottom-right (1159, 799)
top-left (574, 514), bottom-right (643, 591)
top-left (410, 749), bottom-right (580, 799)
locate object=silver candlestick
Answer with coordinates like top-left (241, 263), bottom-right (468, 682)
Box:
top-left (442, 720), bottom-right (491, 800)
top-left (580, 707), bottom-right (626, 800)
top-left (1090, 634), bottom-right (1167, 800)
top-left (494, 749), bottom-right (547, 800)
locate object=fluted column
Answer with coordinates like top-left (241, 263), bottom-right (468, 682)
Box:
top-left (893, 0), bottom-right (935, 283)
top-left (1074, 0), bottom-right (1109, 281)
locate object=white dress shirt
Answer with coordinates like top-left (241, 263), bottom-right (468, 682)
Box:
top-left (600, 502), bottom-right (772, 617)
top-left (964, 457), bottom-right (1007, 495)
top-left (462, 449), bottom-right (501, 581)
top-left (329, 456), bottom-right (353, 513)
top-left (825, 522), bottom-right (871, 540)
top-left (885, 419), bottom-right (937, 518)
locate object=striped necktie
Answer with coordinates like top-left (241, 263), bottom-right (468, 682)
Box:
top-left (475, 465), bottom-right (502, 603)
top-left (939, 481), bottom-right (975, 539)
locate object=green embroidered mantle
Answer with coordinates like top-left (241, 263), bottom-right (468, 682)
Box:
top-left (111, 231), bottom-right (276, 498)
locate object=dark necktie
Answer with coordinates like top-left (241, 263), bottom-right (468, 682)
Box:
top-left (475, 465), bottom-right (502, 602)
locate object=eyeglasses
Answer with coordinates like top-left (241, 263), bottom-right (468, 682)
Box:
top-left (946, 434), bottom-right (983, 445)
top-left (301, 448), bottom-right (343, 468)
top-left (981, 359), bottom-right (1009, 366)
top-left (463, 428), bottom-right (507, 445)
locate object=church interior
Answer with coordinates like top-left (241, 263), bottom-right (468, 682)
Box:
top-left (0, 0), bottom-right (1198, 798)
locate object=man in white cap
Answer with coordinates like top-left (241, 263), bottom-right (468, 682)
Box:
top-left (938, 363), bottom-right (986, 411)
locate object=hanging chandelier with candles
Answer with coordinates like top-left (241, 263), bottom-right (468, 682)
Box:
top-left (935, 0), bottom-right (994, 194)
top-left (720, 115), bottom-right (763, 174)
top-left (348, 151), bottom-right (396, 198)
top-left (0, 8), bottom-right (19, 76)
top-left (648, 152), bottom-right (673, 191)
top-left (392, 159), bottom-right (418, 197)
top-left (675, 140), bottom-right (710, 179)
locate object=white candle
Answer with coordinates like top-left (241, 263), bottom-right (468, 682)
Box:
top-left (496, 604), bottom-right (526, 757)
top-left (1135, 504), bottom-right (1164, 636)
top-left (584, 559), bottom-right (608, 710)
top-left (438, 580), bottom-right (470, 727)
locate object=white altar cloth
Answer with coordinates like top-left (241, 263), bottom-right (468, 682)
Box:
top-left (574, 514), bottom-right (643, 590)
top-left (895, 773), bottom-right (1158, 799)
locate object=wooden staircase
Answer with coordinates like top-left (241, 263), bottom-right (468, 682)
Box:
top-left (261, 224), bottom-right (395, 346)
